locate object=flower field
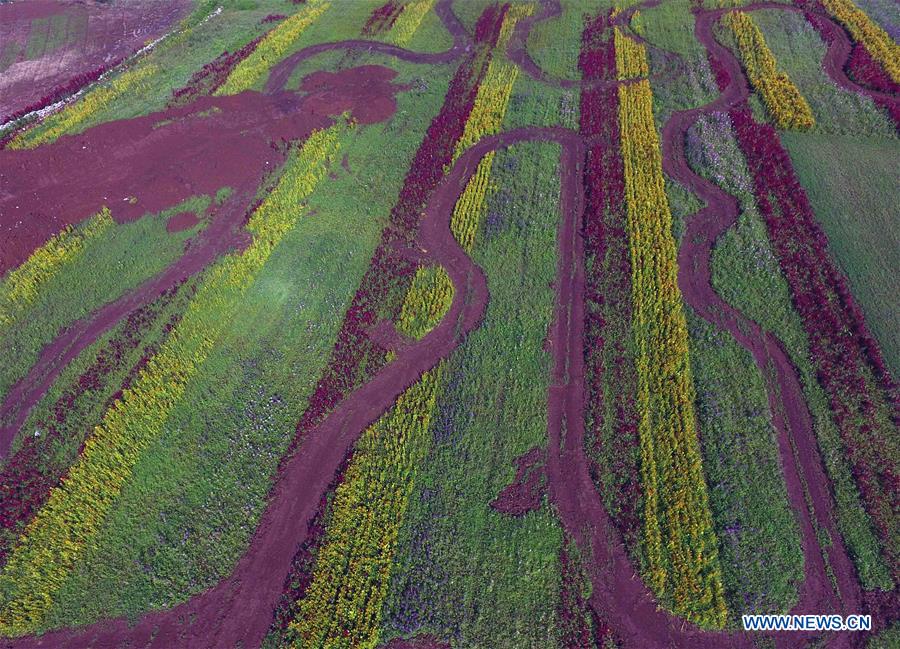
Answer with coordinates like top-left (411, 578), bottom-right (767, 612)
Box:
top-left (0, 0), bottom-right (897, 646)
top-left (722, 11), bottom-right (816, 130)
top-left (615, 27), bottom-right (729, 630)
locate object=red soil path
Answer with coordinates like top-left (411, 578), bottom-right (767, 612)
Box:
top-left (164, 211), bottom-right (199, 233)
top-left (0, 0), bottom-right (191, 124)
top-left (2, 0), bottom-right (896, 647)
top-left (0, 66), bottom-right (407, 458)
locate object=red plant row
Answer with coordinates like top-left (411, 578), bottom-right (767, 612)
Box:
top-left (578, 10), bottom-right (642, 552)
top-left (0, 56), bottom-right (126, 148)
top-left (363, 0), bottom-right (405, 37)
top-left (0, 286), bottom-right (181, 569)
top-left (168, 35), bottom-right (265, 107)
top-left (261, 14), bottom-right (288, 25)
top-left (264, 4), bottom-right (511, 637)
top-left (726, 99), bottom-right (899, 577)
top-left (796, 0), bottom-right (900, 130)
top-left (557, 543), bottom-right (614, 648)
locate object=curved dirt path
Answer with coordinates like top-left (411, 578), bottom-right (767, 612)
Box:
top-left (660, 6), bottom-right (864, 647)
top-left (507, 0), bottom-right (683, 90)
top-left (0, 68), bottom-right (409, 459)
top-left (265, 0), bottom-right (471, 94)
top-left (3, 1), bottom-right (896, 647)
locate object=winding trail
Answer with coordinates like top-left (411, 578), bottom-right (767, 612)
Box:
top-left (2, 0), bottom-right (897, 647)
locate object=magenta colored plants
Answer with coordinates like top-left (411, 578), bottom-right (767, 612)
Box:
top-left (578, 10), bottom-right (642, 554)
top-left (261, 14), bottom-right (287, 25)
top-left (0, 286), bottom-right (181, 568)
top-left (363, 1), bottom-right (405, 37)
top-left (727, 103), bottom-right (900, 579)
top-left (168, 35), bottom-right (266, 107)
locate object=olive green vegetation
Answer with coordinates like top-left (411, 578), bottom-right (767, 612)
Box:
top-left (0, 42), bottom-right (21, 74)
top-left (502, 73), bottom-right (579, 131)
top-left (633, 0), bottom-right (719, 124)
top-left (867, 622), bottom-right (900, 649)
top-left (0, 196), bottom-right (210, 421)
top-left (402, 2), bottom-right (455, 54)
top-left (42, 59), bottom-right (456, 631)
top-left (664, 175), bottom-right (704, 244)
top-left (750, 9), bottom-right (894, 136)
top-left (780, 131), bottom-right (900, 378)
top-left (686, 308), bottom-right (804, 620)
top-left (525, 0), bottom-right (593, 81)
top-left (708, 163), bottom-right (893, 592)
top-left (382, 141), bottom-right (563, 649)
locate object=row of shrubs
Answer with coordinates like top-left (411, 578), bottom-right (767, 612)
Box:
top-left (722, 11), bottom-right (815, 130)
top-left (615, 27), bottom-right (730, 630)
top-left (0, 208), bottom-right (113, 326)
top-left (0, 127), bottom-right (343, 636)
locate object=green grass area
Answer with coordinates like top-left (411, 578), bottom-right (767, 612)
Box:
top-left (867, 622), bottom-right (900, 649)
top-left (665, 174), bottom-right (704, 244)
top-left (526, 0), bottom-right (595, 81)
top-left (0, 41), bottom-right (21, 74)
top-left (41, 59), bottom-right (456, 630)
top-left (502, 68), bottom-right (578, 130)
top-left (780, 131), bottom-right (900, 378)
top-left (686, 308), bottom-right (804, 620)
top-left (747, 9), bottom-right (894, 136)
top-left (397, 1), bottom-right (455, 53)
top-left (24, 13), bottom-right (82, 61)
top-left (682, 105), bottom-right (892, 591)
top-left (702, 128), bottom-right (894, 591)
top-left (0, 196), bottom-right (210, 421)
top-left (381, 140), bottom-right (564, 649)
top-left (637, 0), bottom-right (719, 125)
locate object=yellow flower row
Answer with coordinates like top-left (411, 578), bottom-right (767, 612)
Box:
top-left (0, 208), bottom-right (113, 326)
top-left (9, 66), bottom-right (158, 149)
top-left (614, 28), bottom-right (729, 630)
top-left (821, 0), bottom-right (900, 83)
top-left (397, 265), bottom-right (454, 339)
top-left (724, 11), bottom-right (815, 130)
top-left (289, 358), bottom-right (442, 649)
top-left (286, 8), bottom-right (533, 640)
top-left (449, 5), bottom-right (531, 249)
top-left (0, 127), bottom-right (343, 637)
top-left (385, 0), bottom-right (436, 47)
top-left (216, 1), bottom-right (331, 95)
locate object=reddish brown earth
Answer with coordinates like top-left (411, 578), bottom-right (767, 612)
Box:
top-left (2, 1), bottom-right (896, 647)
top-left (164, 211), bottom-right (199, 233)
top-left (0, 0), bottom-right (191, 123)
top-left (490, 445), bottom-right (546, 516)
top-left (0, 66), bottom-right (406, 459)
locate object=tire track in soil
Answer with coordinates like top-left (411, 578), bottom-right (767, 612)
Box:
top-left (3, 0), bottom-right (895, 647)
top-left (0, 65), bottom-right (412, 458)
